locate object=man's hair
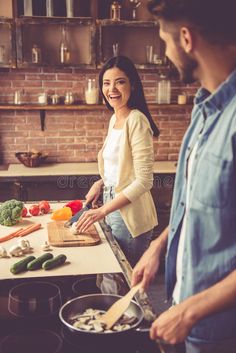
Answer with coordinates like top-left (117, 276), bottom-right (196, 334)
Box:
top-left (148, 0), bottom-right (236, 45)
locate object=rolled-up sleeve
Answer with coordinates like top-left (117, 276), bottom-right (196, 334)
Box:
top-left (122, 114), bottom-right (154, 202)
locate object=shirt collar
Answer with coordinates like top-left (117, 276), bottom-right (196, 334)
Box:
top-left (194, 68), bottom-right (236, 114)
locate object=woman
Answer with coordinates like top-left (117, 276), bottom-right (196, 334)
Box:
top-left (76, 55), bottom-right (159, 267)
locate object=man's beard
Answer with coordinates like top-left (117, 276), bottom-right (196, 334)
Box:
top-left (177, 46), bottom-right (198, 84)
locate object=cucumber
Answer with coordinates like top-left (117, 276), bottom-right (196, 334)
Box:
top-left (27, 253), bottom-right (54, 271)
top-left (42, 254), bottom-right (67, 270)
top-left (10, 255), bottom-right (36, 275)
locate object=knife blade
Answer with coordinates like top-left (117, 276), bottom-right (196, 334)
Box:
top-left (64, 202), bottom-right (92, 228)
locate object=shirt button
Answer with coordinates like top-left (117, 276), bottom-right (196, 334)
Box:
top-left (180, 202), bottom-right (185, 206)
top-left (171, 228), bottom-right (175, 232)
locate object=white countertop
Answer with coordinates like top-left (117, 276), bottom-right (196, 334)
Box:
top-left (0, 161), bottom-right (176, 178)
top-left (0, 203), bottom-right (122, 280)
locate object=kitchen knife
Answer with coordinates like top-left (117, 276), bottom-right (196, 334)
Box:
top-left (64, 202), bottom-right (92, 228)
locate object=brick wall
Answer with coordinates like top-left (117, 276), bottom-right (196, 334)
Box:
top-left (0, 67), bottom-right (197, 164)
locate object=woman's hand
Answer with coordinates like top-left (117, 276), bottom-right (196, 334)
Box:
top-left (85, 179), bottom-right (104, 208)
top-left (75, 206), bottom-right (107, 233)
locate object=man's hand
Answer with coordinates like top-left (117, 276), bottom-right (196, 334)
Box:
top-left (131, 227), bottom-right (169, 291)
top-left (150, 302), bottom-right (196, 344)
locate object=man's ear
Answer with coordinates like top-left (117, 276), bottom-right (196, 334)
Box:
top-left (180, 27), bottom-right (194, 53)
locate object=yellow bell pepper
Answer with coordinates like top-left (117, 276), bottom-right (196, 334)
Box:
top-left (51, 207), bottom-right (72, 221)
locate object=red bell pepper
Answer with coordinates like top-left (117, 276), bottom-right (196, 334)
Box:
top-left (65, 200), bottom-right (83, 216)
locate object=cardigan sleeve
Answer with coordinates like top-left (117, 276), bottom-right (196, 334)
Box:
top-left (122, 111), bottom-right (154, 202)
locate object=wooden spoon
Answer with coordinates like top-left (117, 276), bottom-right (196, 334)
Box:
top-left (101, 282), bottom-right (142, 329)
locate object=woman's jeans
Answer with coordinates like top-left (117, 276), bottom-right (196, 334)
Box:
top-left (103, 186), bottom-right (153, 267)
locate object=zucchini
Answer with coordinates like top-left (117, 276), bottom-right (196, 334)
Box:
top-left (10, 255), bottom-right (36, 275)
top-left (27, 253), bottom-right (54, 271)
top-left (42, 254), bottom-right (67, 270)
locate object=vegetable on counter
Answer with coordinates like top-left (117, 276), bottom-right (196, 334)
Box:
top-left (42, 254), bottom-right (67, 270)
top-left (17, 223), bottom-right (41, 237)
top-left (0, 228), bottom-right (24, 243)
top-left (38, 200), bottom-right (50, 214)
top-left (27, 252), bottom-right (53, 271)
top-left (51, 207), bottom-right (72, 221)
top-left (65, 200), bottom-right (83, 216)
top-left (0, 223), bottom-right (41, 243)
top-left (29, 204), bottom-right (40, 216)
top-left (0, 199), bottom-right (24, 226)
top-left (21, 207), bottom-right (28, 217)
top-left (10, 255), bottom-right (36, 274)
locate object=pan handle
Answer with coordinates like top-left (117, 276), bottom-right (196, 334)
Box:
top-left (135, 327), bottom-right (178, 353)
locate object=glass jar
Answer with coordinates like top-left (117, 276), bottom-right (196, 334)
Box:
top-left (0, 45), bottom-right (5, 63)
top-left (14, 91), bottom-right (22, 105)
top-left (157, 74), bottom-right (171, 104)
top-left (46, 0), bottom-right (54, 17)
top-left (31, 45), bottom-right (41, 64)
top-left (110, 1), bottom-right (121, 21)
top-left (38, 93), bottom-right (47, 105)
top-left (64, 92), bottom-right (74, 105)
top-left (85, 78), bottom-right (99, 104)
top-left (23, 0), bottom-right (33, 16)
top-left (66, 0), bottom-right (74, 17)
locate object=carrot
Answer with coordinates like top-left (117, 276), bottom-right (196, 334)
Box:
top-left (0, 228), bottom-right (24, 243)
top-left (17, 223), bottom-right (41, 237)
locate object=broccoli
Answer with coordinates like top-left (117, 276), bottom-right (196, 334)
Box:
top-left (0, 199), bottom-right (24, 226)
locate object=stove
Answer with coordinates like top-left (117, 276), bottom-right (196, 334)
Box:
top-left (0, 273), bottom-right (163, 353)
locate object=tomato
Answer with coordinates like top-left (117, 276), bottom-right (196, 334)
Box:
top-left (29, 204), bottom-right (40, 216)
top-left (38, 200), bottom-right (50, 214)
top-left (21, 207), bottom-right (28, 217)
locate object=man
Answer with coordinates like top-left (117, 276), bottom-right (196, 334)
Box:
top-left (131, 1), bottom-right (236, 352)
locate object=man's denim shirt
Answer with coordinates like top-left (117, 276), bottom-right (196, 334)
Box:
top-left (166, 69), bottom-right (236, 343)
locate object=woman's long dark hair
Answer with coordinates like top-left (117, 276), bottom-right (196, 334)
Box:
top-left (98, 55), bottom-right (160, 137)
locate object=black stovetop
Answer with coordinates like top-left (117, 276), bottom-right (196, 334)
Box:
top-left (0, 274), bottom-right (162, 353)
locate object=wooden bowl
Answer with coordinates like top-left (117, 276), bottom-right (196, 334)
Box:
top-left (15, 151), bottom-right (48, 167)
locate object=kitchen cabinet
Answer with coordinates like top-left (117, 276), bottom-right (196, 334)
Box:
top-left (15, 17), bottom-right (96, 68)
top-left (97, 19), bottom-right (166, 68)
top-left (0, 18), bottom-right (16, 68)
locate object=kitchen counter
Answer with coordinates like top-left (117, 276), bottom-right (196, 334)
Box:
top-left (0, 202), bottom-right (122, 280)
top-left (0, 161), bottom-right (177, 179)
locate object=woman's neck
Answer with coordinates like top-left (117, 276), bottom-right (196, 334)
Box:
top-left (114, 106), bottom-right (132, 120)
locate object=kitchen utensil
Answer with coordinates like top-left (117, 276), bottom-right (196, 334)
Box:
top-left (8, 281), bottom-right (62, 318)
top-left (64, 202), bottom-right (92, 227)
top-left (100, 282), bottom-right (142, 329)
top-left (59, 293), bottom-right (144, 341)
top-left (47, 221), bottom-right (101, 247)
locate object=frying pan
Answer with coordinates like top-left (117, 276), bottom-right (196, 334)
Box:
top-left (59, 293), bottom-right (145, 347)
top-left (59, 294), bottom-right (177, 353)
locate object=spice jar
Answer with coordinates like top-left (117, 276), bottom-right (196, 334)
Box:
top-left (51, 94), bottom-right (60, 105)
top-left (64, 92), bottom-right (74, 105)
top-left (110, 1), bottom-right (121, 21)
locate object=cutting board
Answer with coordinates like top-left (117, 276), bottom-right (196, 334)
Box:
top-left (47, 221), bottom-right (101, 247)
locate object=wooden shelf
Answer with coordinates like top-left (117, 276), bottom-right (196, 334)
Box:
top-left (0, 103), bottom-right (192, 131)
top-left (0, 103), bottom-right (192, 110)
